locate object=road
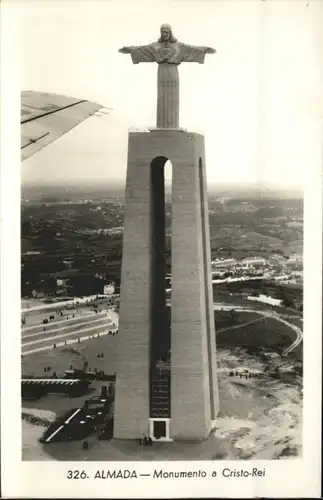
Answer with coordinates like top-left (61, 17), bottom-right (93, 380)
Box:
top-left (279, 317), bottom-right (303, 355)
top-left (22, 309), bottom-right (119, 356)
top-left (215, 316), bottom-right (267, 335)
top-left (21, 295), bottom-right (119, 314)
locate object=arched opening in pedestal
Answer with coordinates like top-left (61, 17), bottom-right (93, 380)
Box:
top-left (149, 156), bottom-right (172, 423)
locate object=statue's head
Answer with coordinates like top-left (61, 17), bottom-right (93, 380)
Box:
top-left (158, 23), bottom-right (177, 43)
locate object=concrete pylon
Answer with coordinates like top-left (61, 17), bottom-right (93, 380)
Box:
top-left (113, 129), bottom-right (218, 440)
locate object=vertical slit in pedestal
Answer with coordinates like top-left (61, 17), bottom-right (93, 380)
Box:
top-left (150, 156), bottom-right (172, 419)
top-left (198, 157), bottom-right (215, 419)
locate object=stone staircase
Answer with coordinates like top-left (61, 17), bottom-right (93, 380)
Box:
top-left (150, 362), bottom-right (170, 418)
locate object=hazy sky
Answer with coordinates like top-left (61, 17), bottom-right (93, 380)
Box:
top-left (20, 0), bottom-right (323, 187)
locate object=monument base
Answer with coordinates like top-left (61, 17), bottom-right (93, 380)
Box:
top-left (99, 430), bottom-right (221, 461)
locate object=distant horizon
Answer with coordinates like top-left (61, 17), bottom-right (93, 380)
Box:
top-left (21, 179), bottom-right (304, 198)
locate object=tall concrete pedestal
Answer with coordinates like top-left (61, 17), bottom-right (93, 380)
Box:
top-left (113, 129), bottom-right (219, 441)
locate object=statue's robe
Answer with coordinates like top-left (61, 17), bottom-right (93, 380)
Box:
top-left (129, 42), bottom-right (207, 65)
top-left (128, 42), bottom-right (208, 128)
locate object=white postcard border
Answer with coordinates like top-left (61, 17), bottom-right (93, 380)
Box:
top-left (0, 1), bottom-right (322, 498)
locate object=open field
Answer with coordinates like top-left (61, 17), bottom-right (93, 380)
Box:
top-left (215, 310), bottom-right (260, 330)
top-left (213, 309), bottom-right (302, 361)
top-left (216, 314), bottom-right (298, 352)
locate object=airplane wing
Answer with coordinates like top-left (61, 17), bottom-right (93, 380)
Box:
top-left (21, 91), bottom-right (104, 161)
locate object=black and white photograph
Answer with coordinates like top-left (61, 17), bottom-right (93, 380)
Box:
top-left (1, 0), bottom-right (322, 498)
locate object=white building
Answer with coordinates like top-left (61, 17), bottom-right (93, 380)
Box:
top-left (247, 294), bottom-right (282, 307)
top-left (289, 254), bottom-right (303, 262)
top-left (212, 258), bottom-right (236, 267)
top-left (273, 274), bottom-right (290, 281)
top-left (56, 278), bottom-right (69, 287)
top-left (241, 257), bottom-right (266, 267)
top-left (103, 283), bottom-right (115, 295)
top-left (290, 270), bottom-right (303, 277)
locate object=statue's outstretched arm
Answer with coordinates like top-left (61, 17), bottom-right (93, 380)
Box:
top-left (181, 43), bottom-right (216, 63)
top-left (118, 44), bottom-right (156, 63)
top-left (182, 43), bottom-right (216, 53)
top-left (119, 47), bottom-right (133, 54)
top-left (204, 47), bottom-right (216, 54)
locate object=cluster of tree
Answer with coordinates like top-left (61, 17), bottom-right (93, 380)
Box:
top-left (276, 285), bottom-right (303, 309)
top-left (21, 275), bottom-right (58, 297)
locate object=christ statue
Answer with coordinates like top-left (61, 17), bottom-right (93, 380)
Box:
top-left (119, 24), bottom-right (216, 129)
